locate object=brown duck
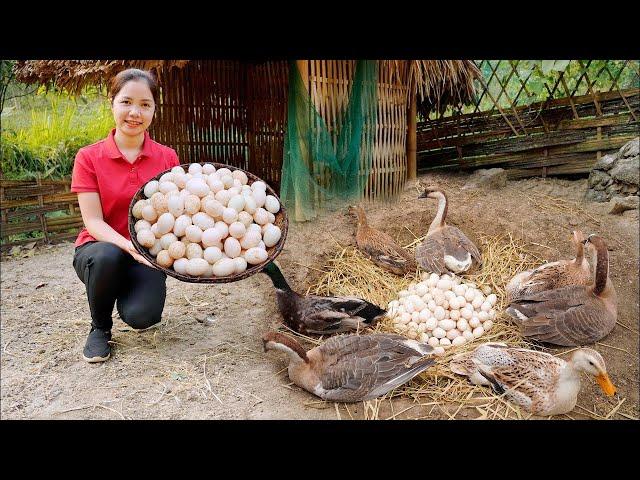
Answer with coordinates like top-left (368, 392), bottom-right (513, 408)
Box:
top-left (262, 261), bottom-right (386, 335)
top-left (415, 186), bottom-right (481, 274)
top-left (351, 205), bottom-right (416, 275)
top-left (262, 331), bottom-right (435, 402)
top-left (506, 230), bottom-right (592, 302)
top-left (506, 235), bottom-right (617, 346)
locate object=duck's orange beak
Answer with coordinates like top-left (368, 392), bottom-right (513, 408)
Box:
top-left (596, 373), bottom-right (616, 396)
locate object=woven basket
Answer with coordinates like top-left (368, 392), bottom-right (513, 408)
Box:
top-left (128, 162), bottom-right (288, 283)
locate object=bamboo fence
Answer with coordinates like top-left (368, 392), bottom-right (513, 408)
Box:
top-left (417, 60), bottom-right (640, 178)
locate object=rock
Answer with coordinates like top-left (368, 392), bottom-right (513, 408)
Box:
top-left (619, 137), bottom-right (639, 159)
top-left (609, 195), bottom-right (639, 215)
top-left (588, 169), bottom-right (611, 189)
top-left (463, 168), bottom-right (507, 189)
top-left (609, 155), bottom-right (639, 186)
top-left (584, 189), bottom-right (609, 203)
top-left (594, 153), bottom-right (618, 171)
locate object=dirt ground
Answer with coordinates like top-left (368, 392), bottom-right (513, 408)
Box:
top-left (1, 171), bottom-right (638, 420)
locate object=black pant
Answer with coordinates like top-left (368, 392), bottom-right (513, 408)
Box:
top-left (73, 241), bottom-right (167, 331)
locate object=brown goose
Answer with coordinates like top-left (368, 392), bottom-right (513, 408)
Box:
top-left (506, 230), bottom-right (592, 301)
top-left (415, 186), bottom-right (481, 274)
top-left (262, 331), bottom-right (435, 402)
top-left (450, 342), bottom-right (616, 416)
top-left (506, 235), bottom-right (617, 346)
top-left (351, 205), bottom-right (416, 275)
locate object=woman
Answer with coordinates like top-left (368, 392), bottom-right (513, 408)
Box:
top-left (71, 68), bottom-right (180, 363)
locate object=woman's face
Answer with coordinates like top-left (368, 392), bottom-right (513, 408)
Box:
top-left (111, 79), bottom-right (155, 137)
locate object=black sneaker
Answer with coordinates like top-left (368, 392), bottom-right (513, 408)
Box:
top-left (83, 328), bottom-right (112, 363)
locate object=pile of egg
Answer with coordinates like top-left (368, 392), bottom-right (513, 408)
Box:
top-left (131, 163), bottom-right (282, 278)
top-left (387, 273), bottom-right (498, 356)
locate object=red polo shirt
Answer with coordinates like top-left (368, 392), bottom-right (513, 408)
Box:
top-left (71, 129), bottom-right (180, 247)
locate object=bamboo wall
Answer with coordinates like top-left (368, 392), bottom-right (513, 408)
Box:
top-left (301, 60), bottom-right (409, 203)
top-left (1, 178), bottom-right (81, 249)
top-left (151, 60), bottom-right (289, 192)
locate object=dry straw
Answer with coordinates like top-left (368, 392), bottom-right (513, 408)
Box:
top-left (307, 231), bottom-right (612, 420)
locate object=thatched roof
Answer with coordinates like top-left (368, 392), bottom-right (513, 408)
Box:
top-left (13, 59), bottom-right (480, 114)
top-left (12, 60), bottom-right (189, 95)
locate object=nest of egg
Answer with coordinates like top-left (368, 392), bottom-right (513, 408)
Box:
top-left (304, 232), bottom-right (589, 419)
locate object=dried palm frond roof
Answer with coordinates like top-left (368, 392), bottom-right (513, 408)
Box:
top-left (12, 60), bottom-right (189, 95)
top-left (13, 60), bottom-right (480, 114)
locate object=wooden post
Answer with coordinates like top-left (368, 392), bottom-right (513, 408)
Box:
top-left (407, 88), bottom-right (417, 181)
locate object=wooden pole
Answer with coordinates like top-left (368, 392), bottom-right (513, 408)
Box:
top-left (407, 88), bottom-right (417, 181)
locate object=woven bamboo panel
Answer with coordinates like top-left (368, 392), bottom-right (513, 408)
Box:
top-left (302, 60), bottom-right (409, 205)
top-left (1, 178), bottom-right (81, 248)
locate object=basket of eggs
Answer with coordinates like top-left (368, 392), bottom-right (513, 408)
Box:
top-left (128, 162), bottom-right (288, 283)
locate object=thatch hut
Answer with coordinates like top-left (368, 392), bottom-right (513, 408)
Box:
top-left (13, 60), bottom-right (479, 219)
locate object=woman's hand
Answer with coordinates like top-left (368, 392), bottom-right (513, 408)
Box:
top-left (125, 240), bottom-right (155, 268)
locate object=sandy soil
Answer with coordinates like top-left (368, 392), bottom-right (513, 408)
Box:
top-left (1, 172), bottom-right (638, 420)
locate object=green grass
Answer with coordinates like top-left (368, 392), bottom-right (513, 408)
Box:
top-left (1, 86), bottom-right (114, 179)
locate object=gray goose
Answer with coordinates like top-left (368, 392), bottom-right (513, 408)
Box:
top-left (506, 230), bottom-right (592, 302)
top-left (506, 235), bottom-right (617, 346)
top-left (415, 186), bottom-right (481, 274)
top-left (450, 343), bottom-right (616, 416)
top-left (262, 331), bottom-right (435, 402)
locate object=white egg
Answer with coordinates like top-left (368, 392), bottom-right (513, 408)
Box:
top-left (418, 310), bottom-right (431, 322)
top-left (464, 289), bottom-right (476, 302)
top-left (472, 326), bottom-right (485, 338)
top-left (252, 189), bottom-right (266, 208)
top-left (167, 195), bottom-right (185, 218)
top-left (487, 294), bottom-right (498, 306)
top-left (212, 258), bottom-right (236, 277)
top-left (398, 290), bottom-right (409, 298)
top-left (173, 173), bottom-right (187, 189)
top-left (186, 243), bottom-right (203, 260)
top-left (202, 198), bottom-right (224, 219)
top-left (471, 296), bottom-right (484, 310)
top-left (232, 170), bottom-right (248, 185)
top-left (253, 207), bottom-right (269, 225)
top-left (185, 178), bottom-right (209, 198)
top-left (143, 180), bottom-right (159, 198)
top-left (150, 223), bottom-right (162, 239)
top-left (200, 228), bottom-right (223, 248)
top-left (240, 230), bottom-right (262, 249)
top-left (469, 316), bottom-right (480, 328)
top-left (215, 189), bottom-right (232, 207)
top-left (427, 300), bottom-right (437, 311)
top-left (267, 212), bottom-right (276, 224)
top-left (186, 258), bottom-right (209, 276)
top-left (237, 211), bottom-right (253, 228)
top-left (173, 214), bottom-right (192, 237)
top-left (233, 257), bottom-right (247, 274)
top-left (137, 229), bottom-right (156, 248)
top-left (228, 222), bottom-right (247, 239)
top-left (452, 336), bottom-right (466, 346)
top-left (426, 276), bottom-right (438, 288)
top-left (244, 247), bottom-right (268, 265)
top-left (168, 241), bottom-right (186, 260)
top-left (411, 312), bottom-right (420, 323)
top-left (227, 194), bottom-right (246, 213)
top-left (134, 219), bottom-right (152, 233)
top-left (224, 237), bottom-right (242, 258)
top-left (463, 330), bottom-right (474, 341)
top-left (160, 233), bottom-right (178, 250)
top-left (141, 205), bottom-right (158, 222)
top-left (419, 332), bottom-right (429, 343)
top-left (159, 172), bottom-right (175, 183)
top-left (222, 208), bottom-right (239, 224)
top-left (154, 213), bottom-right (174, 235)
top-left (434, 346), bottom-right (446, 356)
top-left (149, 240), bottom-right (163, 257)
top-left (251, 180), bottom-right (267, 192)
top-left (405, 301), bottom-right (414, 314)
top-left (488, 309), bottom-right (496, 320)
top-left (216, 168), bottom-right (232, 178)
top-left (399, 313), bottom-right (411, 324)
top-left (408, 321), bottom-right (418, 331)
top-left (453, 285), bottom-right (466, 297)
top-left (263, 225), bottom-right (282, 248)
top-left (483, 320), bottom-right (494, 331)
top-left (185, 225), bottom-right (203, 243)
top-left (446, 329), bottom-right (460, 340)
top-left (264, 195), bottom-right (280, 214)
top-left (432, 327), bottom-right (446, 339)
top-left (448, 297), bottom-right (460, 310)
top-left (449, 310), bottom-right (460, 321)
top-left (187, 163), bottom-right (203, 175)
top-left (159, 181), bottom-right (178, 195)
top-left (173, 257), bottom-right (189, 275)
top-left (424, 318), bottom-right (438, 331)
top-left (441, 300), bottom-right (449, 310)
top-left (456, 318), bottom-right (469, 332)
top-left (478, 311), bottom-right (489, 322)
top-left (207, 177), bottom-right (224, 193)
top-left (480, 301), bottom-right (492, 312)
top-left (439, 338), bottom-right (452, 348)
top-left (171, 166), bottom-right (186, 176)
top-left (214, 221), bottom-right (229, 239)
top-left (444, 290), bottom-right (456, 300)
top-left (428, 336), bottom-right (440, 347)
top-left (433, 306), bottom-right (446, 320)
top-left (439, 319), bottom-right (456, 331)
top-left (184, 195), bottom-right (201, 215)
top-left (436, 279), bottom-right (452, 291)
top-left (201, 163), bottom-right (216, 175)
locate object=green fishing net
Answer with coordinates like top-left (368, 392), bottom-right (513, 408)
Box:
top-left (280, 60), bottom-right (378, 221)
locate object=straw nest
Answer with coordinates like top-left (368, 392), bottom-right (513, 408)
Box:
top-left (299, 231), bottom-right (618, 420)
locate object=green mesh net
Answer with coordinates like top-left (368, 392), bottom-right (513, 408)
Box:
top-left (280, 60), bottom-right (378, 221)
